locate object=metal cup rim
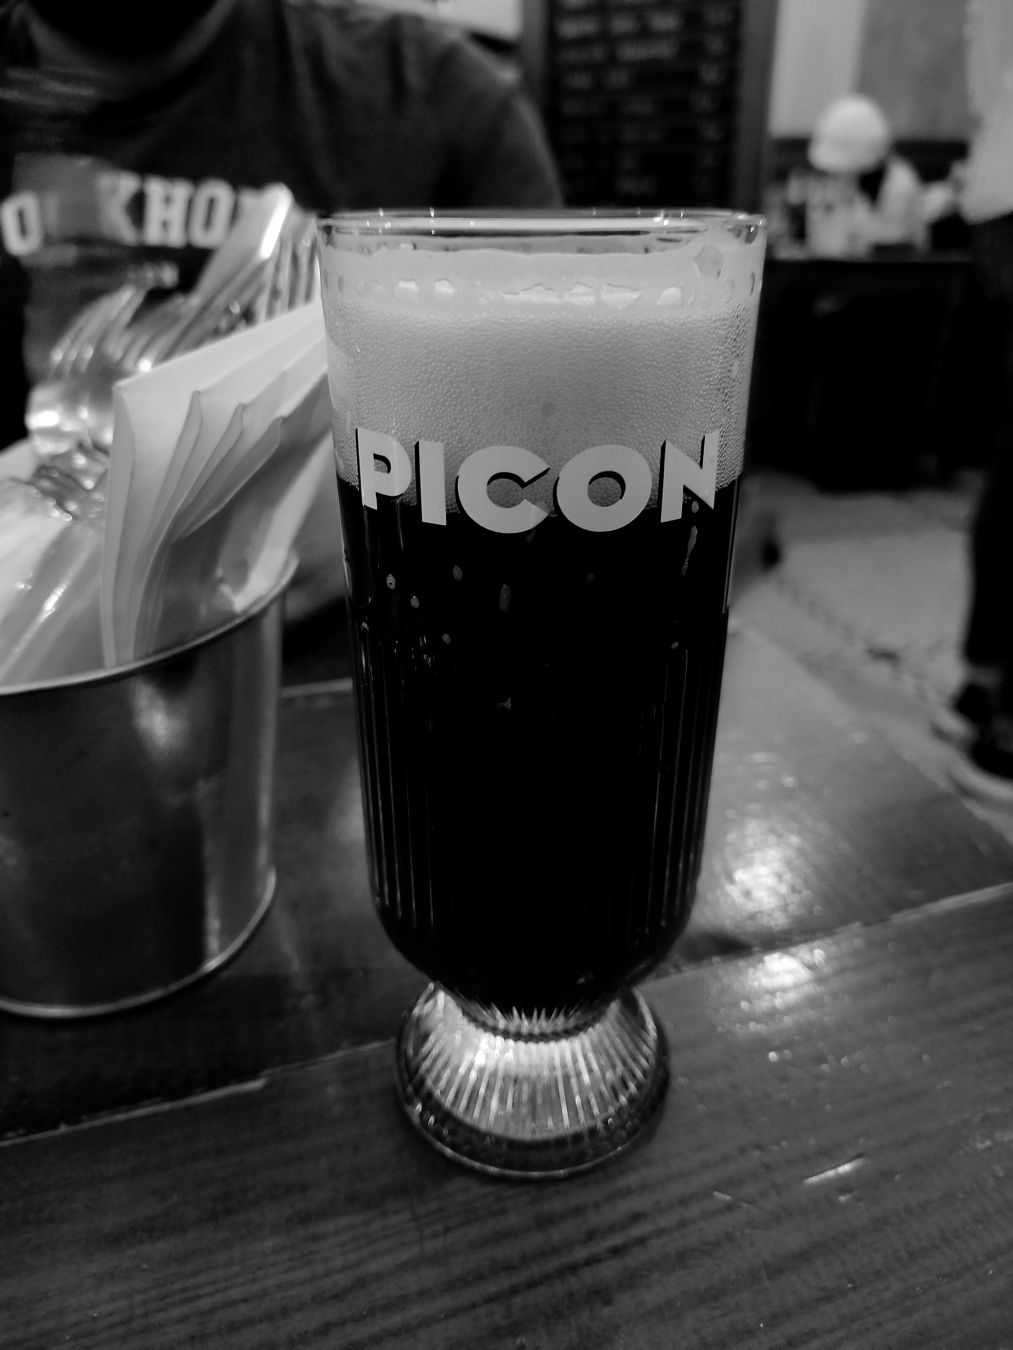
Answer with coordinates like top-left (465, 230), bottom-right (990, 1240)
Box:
top-left (0, 553), bottom-right (297, 699)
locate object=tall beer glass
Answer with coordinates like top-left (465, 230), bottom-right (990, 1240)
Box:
top-left (318, 211), bottom-right (765, 1177)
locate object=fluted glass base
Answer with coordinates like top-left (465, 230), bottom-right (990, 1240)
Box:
top-left (396, 983), bottom-right (669, 1178)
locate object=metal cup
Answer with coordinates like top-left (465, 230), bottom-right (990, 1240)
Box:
top-left (0, 559), bottom-right (294, 1017)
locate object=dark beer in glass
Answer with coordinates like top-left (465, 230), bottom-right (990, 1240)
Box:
top-left (318, 212), bottom-right (766, 1176)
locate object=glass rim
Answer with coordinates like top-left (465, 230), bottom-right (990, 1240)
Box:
top-left (316, 208), bottom-right (766, 238)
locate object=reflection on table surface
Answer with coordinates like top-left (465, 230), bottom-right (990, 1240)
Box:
top-left (2, 609), bottom-right (1011, 1348)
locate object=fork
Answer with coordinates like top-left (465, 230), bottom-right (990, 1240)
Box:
top-left (42, 263), bottom-right (178, 384)
top-left (252, 214), bottom-right (319, 324)
top-left (25, 262), bottom-right (177, 464)
top-left (111, 186), bottom-right (299, 375)
top-left (21, 188), bottom-right (310, 514)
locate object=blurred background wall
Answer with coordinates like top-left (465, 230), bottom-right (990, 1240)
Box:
top-left (770, 0), bottom-right (969, 142)
top-left (767, 0), bottom-right (869, 137)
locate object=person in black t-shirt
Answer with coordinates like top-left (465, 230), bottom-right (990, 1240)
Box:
top-left (0, 0), bottom-right (561, 432)
top-left (0, 0), bottom-right (562, 616)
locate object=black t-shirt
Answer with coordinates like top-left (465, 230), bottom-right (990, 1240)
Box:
top-left (0, 0), bottom-right (562, 442)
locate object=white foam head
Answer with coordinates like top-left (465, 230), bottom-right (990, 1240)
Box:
top-left (320, 213), bottom-right (766, 512)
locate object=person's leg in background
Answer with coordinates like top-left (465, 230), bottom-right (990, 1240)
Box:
top-left (945, 211), bottom-right (1013, 800)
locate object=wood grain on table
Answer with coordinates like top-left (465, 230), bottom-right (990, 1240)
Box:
top-left (1, 889), bottom-right (1010, 1349)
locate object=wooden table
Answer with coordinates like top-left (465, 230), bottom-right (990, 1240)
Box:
top-left (2, 614), bottom-right (1011, 1347)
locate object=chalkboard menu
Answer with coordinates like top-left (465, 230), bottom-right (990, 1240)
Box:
top-left (547, 0), bottom-right (752, 208)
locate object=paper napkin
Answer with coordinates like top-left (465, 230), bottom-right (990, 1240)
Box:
top-left (100, 302), bottom-right (331, 665)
